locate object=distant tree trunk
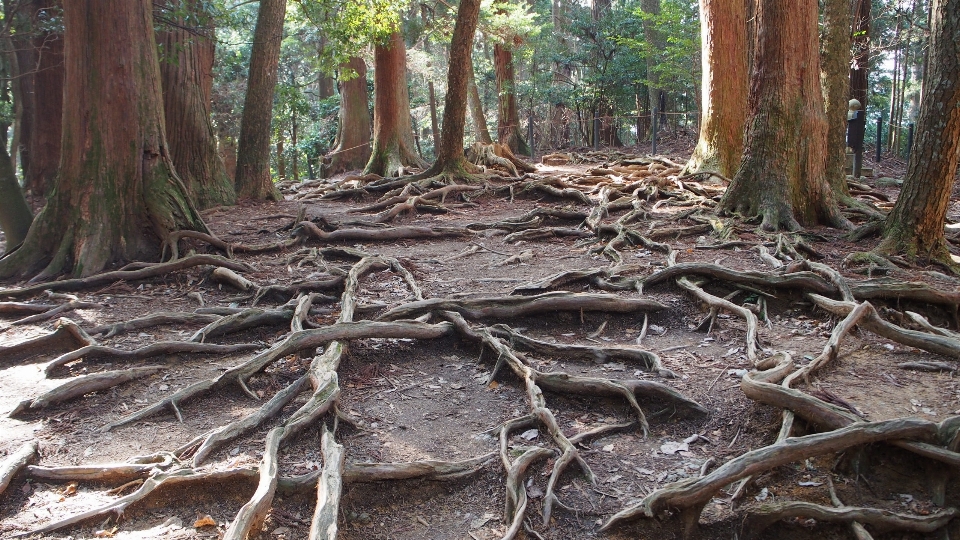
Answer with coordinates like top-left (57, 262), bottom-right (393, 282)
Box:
top-left (468, 68), bottom-right (493, 144)
top-left (235, 0), bottom-right (286, 200)
top-left (324, 57), bottom-right (371, 176)
top-left (317, 38), bottom-right (334, 99)
top-left (685, 0), bottom-right (748, 177)
top-left (641, 0), bottom-right (663, 129)
top-left (276, 139), bottom-right (285, 181)
top-left (877, 0), bottom-right (960, 263)
top-left (419, 5), bottom-right (442, 156)
top-left (0, 0), bottom-right (207, 280)
top-left (493, 40), bottom-right (529, 155)
top-left (364, 31), bottom-right (427, 177)
top-left (849, 0), bottom-right (870, 106)
top-left (290, 114), bottom-right (298, 182)
top-left (12, 34), bottom-right (35, 180)
top-left (419, 0), bottom-right (481, 177)
top-left (822, 0), bottom-right (853, 198)
top-left (0, 60), bottom-right (31, 248)
top-left (25, 0), bottom-right (63, 197)
top-left (220, 137), bottom-right (237, 180)
top-left (718, 0), bottom-right (846, 231)
top-left (159, 0), bottom-right (235, 209)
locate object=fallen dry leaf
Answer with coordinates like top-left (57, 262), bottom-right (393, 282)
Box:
top-left (194, 515), bottom-right (217, 528)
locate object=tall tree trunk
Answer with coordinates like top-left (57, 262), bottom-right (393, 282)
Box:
top-left (159, 0), bottom-right (235, 209)
top-left (12, 34), bottom-right (35, 181)
top-left (364, 31), bottom-right (427, 177)
top-left (641, 0), bottom-right (663, 130)
top-left (25, 0), bottom-right (63, 198)
top-left (494, 40), bottom-right (530, 155)
top-left (419, 5), bottom-right (442, 157)
top-left (419, 0), bottom-right (481, 177)
top-left (291, 114), bottom-right (298, 182)
top-left (235, 0), bottom-right (286, 200)
top-left (0, 0), bottom-right (207, 280)
top-left (276, 139), bottom-right (285, 181)
top-left (822, 0), bottom-right (853, 198)
top-left (324, 57), bottom-right (371, 176)
top-left (0, 57), bottom-right (31, 249)
top-left (468, 68), bottom-right (493, 144)
top-left (877, 0), bottom-right (960, 263)
top-left (849, 0), bottom-right (870, 106)
top-left (718, 0), bottom-right (846, 231)
top-left (685, 0), bottom-right (748, 177)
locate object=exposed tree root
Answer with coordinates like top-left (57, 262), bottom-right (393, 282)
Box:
top-left (88, 311), bottom-right (222, 338)
top-left (4, 292), bottom-right (101, 326)
top-left (0, 441), bottom-right (37, 497)
top-left (222, 426), bottom-right (283, 540)
top-left (44, 342), bottom-right (262, 376)
top-left (676, 277), bottom-right (759, 365)
top-left (309, 424), bottom-right (344, 540)
top-left (25, 453), bottom-right (176, 484)
top-left (11, 365), bottom-right (164, 416)
top-left (0, 318), bottom-right (96, 365)
top-left (741, 501), bottom-right (957, 539)
top-left (293, 221), bottom-right (472, 243)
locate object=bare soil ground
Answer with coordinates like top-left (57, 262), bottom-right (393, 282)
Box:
top-left (3, 143), bottom-right (960, 540)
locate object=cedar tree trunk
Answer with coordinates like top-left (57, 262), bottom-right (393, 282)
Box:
top-left (25, 0), bottom-right (63, 197)
top-left (494, 41), bottom-right (530, 155)
top-left (821, 0), bottom-right (853, 197)
top-left (850, 0), bottom-right (870, 106)
top-left (419, 0), bottom-right (481, 177)
top-left (159, 0), bottom-right (235, 209)
top-left (364, 32), bottom-right (427, 177)
top-left (235, 0), bottom-right (286, 200)
top-left (0, 129), bottom-right (32, 250)
top-left (468, 68), bottom-right (493, 144)
top-left (718, 0), bottom-right (846, 231)
top-left (641, 0), bottom-right (663, 130)
top-left (324, 56), bottom-right (371, 176)
top-left (686, 0), bottom-right (748, 177)
top-left (13, 36), bottom-right (35, 180)
top-left (877, 0), bottom-right (960, 262)
top-left (0, 0), bottom-right (207, 280)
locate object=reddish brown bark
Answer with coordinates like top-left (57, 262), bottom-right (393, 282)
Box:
top-left (0, 0), bottom-right (206, 280)
top-left (25, 0), bottom-right (63, 197)
top-left (718, 0), bottom-right (846, 231)
top-left (235, 0), bottom-right (286, 200)
top-left (878, 0), bottom-right (960, 262)
top-left (468, 68), bottom-right (493, 145)
top-left (324, 57), bottom-right (371, 176)
top-left (159, 0), bottom-right (235, 208)
top-left (364, 32), bottom-right (427, 177)
top-left (686, 0), bottom-right (748, 177)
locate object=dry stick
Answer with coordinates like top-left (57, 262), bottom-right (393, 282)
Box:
top-left (87, 311), bottom-right (222, 338)
top-left (503, 447), bottom-right (556, 540)
top-left (222, 426), bottom-right (284, 540)
top-left (10, 366), bottom-right (164, 416)
top-left (0, 441), bottom-right (37, 497)
top-left (676, 277), bottom-right (758, 366)
top-left (0, 318), bottom-right (97, 365)
top-left (44, 342), bottom-right (261, 376)
top-left (601, 418), bottom-right (939, 533)
top-left (378, 291), bottom-right (665, 321)
top-left (309, 424), bottom-right (344, 540)
top-left (828, 477), bottom-right (874, 540)
top-left (741, 501), bottom-right (956, 540)
top-left (0, 254), bottom-right (254, 299)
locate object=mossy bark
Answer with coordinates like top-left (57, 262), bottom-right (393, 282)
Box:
top-left (494, 41), bottom-right (530, 156)
top-left (364, 32), bottom-right (427, 177)
top-left (159, 0), bottom-right (235, 209)
top-left (821, 0), bottom-right (853, 199)
top-left (719, 0), bottom-right (846, 232)
top-left (0, 0), bottom-right (206, 280)
top-left (324, 57), bottom-right (371, 177)
top-left (468, 69), bottom-right (493, 145)
top-left (877, 0), bottom-right (960, 263)
top-left (235, 0), bottom-right (285, 200)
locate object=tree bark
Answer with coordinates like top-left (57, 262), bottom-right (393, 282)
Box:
top-left (25, 0), bottom-right (63, 198)
top-left (235, 0), bottom-right (286, 200)
top-left (0, 0), bottom-right (207, 280)
top-left (12, 34), bottom-right (35, 181)
top-left (323, 57), bottom-right (371, 176)
top-left (0, 135), bottom-right (33, 250)
top-left (718, 0), bottom-right (846, 231)
top-left (159, 0), bottom-right (235, 209)
top-left (822, 0), bottom-right (853, 197)
top-left (849, 0), bottom-right (870, 106)
top-left (685, 0), bottom-right (748, 177)
top-left (641, 0), bottom-right (663, 130)
top-left (494, 40), bottom-right (529, 155)
top-left (419, 0), bottom-right (481, 177)
top-left (363, 32), bottom-right (427, 177)
top-left (877, 0), bottom-right (960, 263)
top-left (468, 68), bottom-right (493, 145)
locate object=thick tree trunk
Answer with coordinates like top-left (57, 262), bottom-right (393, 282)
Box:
top-left (419, 0), bottom-right (481, 177)
top-left (822, 0), bottom-right (853, 197)
top-left (878, 0), bottom-right (960, 263)
top-left (323, 57), bottom-right (371, 176)
top-left (0, 0), bottom-right (207, 280)
top-left (364, 32), bottom-right (427, 177)
top-left (159, 0), bottom-right (235, 209)
top-left (718, 0), bottom-right (846, 231)
top-left (685, 0), bottom-right (748, 177)
top-left (849, 0), bottom-right (870, 106)
top-left (235, 0), bottom-right (286, 200)
top-left (468, 69), bottom-right (493, 145)
top-left (25, 0), bottom-right (63, 198)
top-left (494, 42), bottom-right (530, 156)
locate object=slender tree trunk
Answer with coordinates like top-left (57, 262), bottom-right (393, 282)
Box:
top-left (12, 34), bottom-right (35, 180)
top-left (419, 0), bottom-right (481, 177)
top-left (276, 139), bottom-right (285, 181)
top-left (291, 115), bottom-right (298, 182)
top-left (25, 0), bottom-right (63, 197)
top-left (0, 58), bottom-right (31, 248)
top-left (849, 0), bottom-right (870, 106)
top-left (159, 0), bottom-right (235, 209)
top-left (641, 0), bottom-right (663, 131)
top-left (0, 0), bottom-right (207, 280)
top-left (324, 57), bottom-right (371, 176)
top-left (235, 0), bottom-right (286, 200)
top-left (494, 41), bottom-right (530, 155)
top-left (718, 0), bottom-right (846, 231)
top-left (468, 68), bottom-right (493, 144)
top-left (364, 31), bottom-right (427, 177)
top-left (822, 0), bottom-right (853, 197)
top-left (685, 0), bottom-right (748, 177)
top-left (878, 0), bottom-right (960, 263)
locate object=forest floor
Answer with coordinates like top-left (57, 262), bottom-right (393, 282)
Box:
top-left (3, 139), bottom-right (960, 540)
